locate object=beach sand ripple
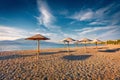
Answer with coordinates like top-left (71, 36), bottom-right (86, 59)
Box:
top-left (0, 45), bottom-right (120, 80)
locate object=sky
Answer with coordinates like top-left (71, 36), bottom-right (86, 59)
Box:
top-left (0, 0), bottom-right (120, 42)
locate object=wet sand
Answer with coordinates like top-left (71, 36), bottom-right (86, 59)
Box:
top-left (0, 45), bottom-right (120, 80)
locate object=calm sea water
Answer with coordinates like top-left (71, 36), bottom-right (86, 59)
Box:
top-left (0, 43), bottom-right (103, 51)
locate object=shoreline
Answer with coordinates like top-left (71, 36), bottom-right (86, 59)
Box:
top-left (0, 44), bottom-right (119, 52)
top-left (0, 44), bottom-right (106, 52)
top-left (0, 44), bottom-right (105, 52)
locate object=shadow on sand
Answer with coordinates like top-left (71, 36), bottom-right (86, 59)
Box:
top-left (0, 54), bottom-right (35, 60)
top-left (0, 50), bottom-right (75, 60)
top-left (98, 48), bottom-right (120, 53)
top-left (62, 54), bottom-right (92, 61)
top-left (93, 47), bottom-right (108, 49)
top-left (40, 50), bottom-right (75, 55)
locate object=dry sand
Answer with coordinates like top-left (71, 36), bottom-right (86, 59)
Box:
top-left (0, 45), bottom-right (120, 80)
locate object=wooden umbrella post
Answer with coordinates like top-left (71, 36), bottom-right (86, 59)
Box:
top-left (85, 41), bottom-right (87, 53)
top-left (68, 42), bottom-right (70, 53)
top-left (61, 38), bottom-right (75, 54)
top-left (76, 43), bottom-right (78, 47)
top-left (96, 42), bottom-right (97, 49)
top-left (85, 41), bottom-right (87, 49)
top-left (64, 41), bottom-right (66, 48)
top-left (67, 42), bottom-right (68, 52)
top-left (37, 40), bottom-right (40, 54)
top-left (96, 42), bottom-right (98, 51)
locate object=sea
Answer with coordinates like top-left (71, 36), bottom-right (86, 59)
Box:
top-left (0, 43), bottom-right (103, 52)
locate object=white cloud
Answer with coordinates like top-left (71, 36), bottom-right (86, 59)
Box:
top-left (36, 0), bottom-right (59, 29)
top-left (80, 11), bottom-right (93, 20)
top-left (89, 20), bottom-right (108, 25)
top-left (68, 7), bottom-right (106, 21)
top-left (111, 11), bottom-right (120, 25)
top-left (75, 26), bottom-right (112, 34)
top-left (68, 9), bottom-right (94, 21)
top-left (0, 25), bottom-right (29, 40)
top-left (89, 22), bottom-right (100, 25)
top-left (95, 4), bottom-right (114, 17)
top-left (36, 0), bottom-right (63, 37)
top-left (74, 25), bottom-right (119, 40)
top-left (0, 25), bottom-right (63, 42)
top-left (98, 28), bottom-right (120, 40)
top-left (68, 3), bottom-right (118, 26)
top-left (94, 3), bottom-right (120, 26)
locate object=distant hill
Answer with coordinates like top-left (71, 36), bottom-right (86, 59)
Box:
top-left (0, 40), bottom-right (21, 45)
top-left (0, 38), bottom-right (60, 45)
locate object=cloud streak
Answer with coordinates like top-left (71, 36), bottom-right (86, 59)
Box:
top-left (68, 9), bottom-right (94, 21)
top-left (99, 28), bottom-right (120, 40)
top-left (36, 0), bottom-right (59, 29)
top-left (0, 25), bottom-right (30, 40)
top-left (68, 3), bottom-right (120, 26)
top-left (74, 25), bottom-right (120, 40)
top-left (69, 4), bottom-right (114, 21)
top-left (0, 25), bottom-right (61, 42)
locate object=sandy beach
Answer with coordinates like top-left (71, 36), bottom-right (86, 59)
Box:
top-left (0, 45), bottom-right (120, 80)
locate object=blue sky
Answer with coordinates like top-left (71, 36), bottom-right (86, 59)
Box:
top-left (0, 0), bottom-right (120, 42)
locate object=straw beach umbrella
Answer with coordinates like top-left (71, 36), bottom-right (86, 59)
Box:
top-left (79, 38), bottom-right (92, 52)
top-left (25, 34), bottom-right (50, 54)
top-left (80, 38), bottom-right (92, 48)
top-left (74, 40), bottom-right (80, 47)
top-left (93, 39), bottom-right (102, 49)
top-left (61, 37), bottom-right (75, 52)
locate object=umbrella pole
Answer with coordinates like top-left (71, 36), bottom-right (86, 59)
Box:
top-left (64, 42), bottom-right (66, 48)
top-left (75, 43), bottom-right (78, 47)
top-left (85, 41), bottom-right (87, 53)
top-left (37, 40), bottom-right (40, 54)
top-left (67, 42), bottom-right (70, 53)
top-left (96, 42), bottom-right (98, 51)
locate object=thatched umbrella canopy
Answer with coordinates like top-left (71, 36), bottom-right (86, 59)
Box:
top-left (80, 38), bottom-right (92, 42)
top-left (25, 34), bottom-right (50, 53)
top-left (79, 38), bottom-right (92, 51)
top-left (63, 38), bottom-right (75, 42)
top-left (80, 38), bottom-right (92, 44)
top-left (61, 37), bottom-right (75, 52)
top-left (93, 39), bottom-right (102, 49)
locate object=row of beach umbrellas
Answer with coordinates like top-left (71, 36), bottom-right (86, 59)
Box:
top-left (25, 34), bottom-right (102, 54)
top-left (61, 38), bottom-right (102, 52)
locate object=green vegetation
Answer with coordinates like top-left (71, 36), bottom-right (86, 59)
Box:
top-left (101, 39), bottom-right (120, 45)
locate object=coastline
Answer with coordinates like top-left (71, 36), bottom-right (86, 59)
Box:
top-left (0, 43), bottom-right (104, 52)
